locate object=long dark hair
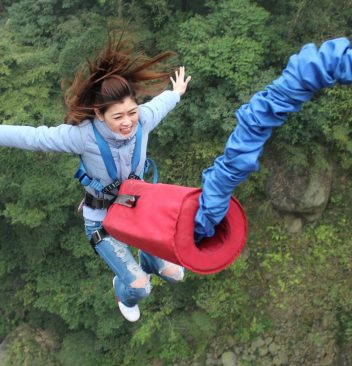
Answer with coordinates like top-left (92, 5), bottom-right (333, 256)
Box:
top-left (63, 33), bottom-right (175, 124)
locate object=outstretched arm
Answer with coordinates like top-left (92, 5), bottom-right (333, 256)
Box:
top-left (0, 123), bottom-right (86, 154)
top-left (139, 66), bottom-right (191, 132)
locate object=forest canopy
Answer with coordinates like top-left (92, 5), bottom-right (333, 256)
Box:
top-left (0, 1), bottom-right (351, 365)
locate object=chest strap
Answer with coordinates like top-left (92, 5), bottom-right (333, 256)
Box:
top-left (75, 121), bottom-right (143, 195)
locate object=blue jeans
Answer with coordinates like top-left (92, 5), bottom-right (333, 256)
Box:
top-left (84, 219), bottom-right (184, 307)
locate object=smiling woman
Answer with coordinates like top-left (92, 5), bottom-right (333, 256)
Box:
top-left (95, 97), bottom-right (139, 137)
top-left (0, 32), bottom-right (191, 322)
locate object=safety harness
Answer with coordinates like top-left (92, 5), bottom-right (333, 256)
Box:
top-left (74, 121), bottom-right (157, 251)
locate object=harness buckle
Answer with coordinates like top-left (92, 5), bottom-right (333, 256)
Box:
top-left (78, 173), bottom-right (87, 183)
top-left (94, 230), bottom-right (103, 243)
top-left (128, 172), bottom-right (141, 180)
top-left (90, 227), bottom-right (108, 248)
top-left (84, 192), bottom-right (114, 210)
top-left (101, 198), bottom-right (109, 209)
top-left (103, 179), bottom-right (121, 194)
top-left (114, 194), bottom-right (140, 208)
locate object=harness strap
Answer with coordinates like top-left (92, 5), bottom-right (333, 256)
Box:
top-left (90, 227), bottom-right (108, 253)
top-left (143, 158), bottom-right (158, 183)
top-left (84, 192), bottom-right (114, 210)
top-left (74, 121), bottom-right (144, 195)
top-left (131, 122), bottom-right (142, 174)
top-left (74, 161), bottom-right (106, 191)
top-left (92, 123), bottom-right (119, 181)
top-left (88, 193), bottom-right (139, 256)
top-left (93, 122), bottom-right (142, 181)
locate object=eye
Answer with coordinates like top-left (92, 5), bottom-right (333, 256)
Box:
top-left (114, 116), bottom-right (122, 120)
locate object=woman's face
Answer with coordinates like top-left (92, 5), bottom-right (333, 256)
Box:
top-left (96, 97), bottom-right (139, 137)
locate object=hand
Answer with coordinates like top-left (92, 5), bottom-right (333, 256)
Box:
top-left (170, 66), bottom-right (191, 96)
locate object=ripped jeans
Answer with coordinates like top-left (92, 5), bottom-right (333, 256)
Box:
top-left (84, 219), bottom-right (184, 307)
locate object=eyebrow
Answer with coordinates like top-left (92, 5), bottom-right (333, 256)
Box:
top-left (112, 107), bottom-right (138, 117)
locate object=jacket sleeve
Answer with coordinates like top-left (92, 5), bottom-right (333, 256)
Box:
top-left (0, 123), bottom-right (86, 154)
top-left (138, 90), bottom-right (180, 132)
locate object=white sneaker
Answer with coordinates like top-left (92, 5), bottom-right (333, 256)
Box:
top-left (117, 301), bottom-right (140, 322)
top-left (113, 276), bottom-right (140, 322)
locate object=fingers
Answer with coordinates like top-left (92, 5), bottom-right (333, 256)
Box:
top-left (178, 66), bottom-right (185, 79)
top-left (185, 75), bottom-right (192, 85)
top-left (171, 66), bottom-right (191, 96)
top-left (174, 66), bottom-right (187, 81)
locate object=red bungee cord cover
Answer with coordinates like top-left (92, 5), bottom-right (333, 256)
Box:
top-left (103, 180), bottom-right (247, 275)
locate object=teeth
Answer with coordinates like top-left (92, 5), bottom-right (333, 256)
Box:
top-left (120, 127), bottom-right (132, 135)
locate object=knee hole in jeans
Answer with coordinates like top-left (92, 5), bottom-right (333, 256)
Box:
top-left (161, 264), bottom-right (184, 282)
top-left (131, 275), bottom-right (149, 289)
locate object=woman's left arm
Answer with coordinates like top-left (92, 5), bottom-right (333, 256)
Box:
top-left (139, 66), bottom-right (191, 131)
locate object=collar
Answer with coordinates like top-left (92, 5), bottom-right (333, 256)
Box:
top-left (93, 118), bottom-right (137, 146)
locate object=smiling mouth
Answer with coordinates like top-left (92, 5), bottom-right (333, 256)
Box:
top-left (120, 126), bottom-right (132, 134)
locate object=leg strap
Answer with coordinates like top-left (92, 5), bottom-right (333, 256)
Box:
top-left (90, 227), bottom-right (108, 254)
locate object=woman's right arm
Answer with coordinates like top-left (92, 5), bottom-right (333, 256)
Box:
top-left (0, 123), bottom-right (86, 154)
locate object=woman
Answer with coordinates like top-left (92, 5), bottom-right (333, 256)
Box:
top-left (0, 35), bottom-right (191, 322)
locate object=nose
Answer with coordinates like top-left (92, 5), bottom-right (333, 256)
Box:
top-left (121, 115), bottom-right (133, 126)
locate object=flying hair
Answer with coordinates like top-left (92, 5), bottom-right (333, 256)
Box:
top-left (63, 32), bottom-right (176, 124)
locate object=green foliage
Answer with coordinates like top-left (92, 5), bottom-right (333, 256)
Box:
top-left (6, 0), bottom-right (100, 46)
top-left (0, 1), bottom-right (352, 365)
top-left (136, 0), bottom-right (173, 28)
top-left (0, 31), bottom-right (60, 124)
top-left (58, 25), bottom-right (108, 79)
top-left (320, 86), bottom-right (352, 168)
top-left (2, 203), bottom-right (46, 228)
top-left (145, 0), bottom-right (279, 186)
top-left (57, 331), bottom-right (108, 366)
top-left (7, 0), bottom-right (62, 46)
top-left (177, 0), bottom-right (271, 92)
top-left (2, 324), bottom-right (59, 366)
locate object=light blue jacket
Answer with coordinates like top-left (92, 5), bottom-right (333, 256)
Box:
top-left (0, 90), bottom-right (180, 220)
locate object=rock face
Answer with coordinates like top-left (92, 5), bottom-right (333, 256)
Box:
top-left (284, 214), bottom-right (303, 234)
top-left (221, 351), bottom-right (236, 366)
top-left (0, 324), bottom-right (58, 366)
top-left (267, 150), bottom-right (333, 224)
top-left (0, 337), bottom-right (8, 366)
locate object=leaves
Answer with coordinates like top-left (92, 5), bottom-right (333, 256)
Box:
top-left (0, 0), bottom-right (352, 365)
